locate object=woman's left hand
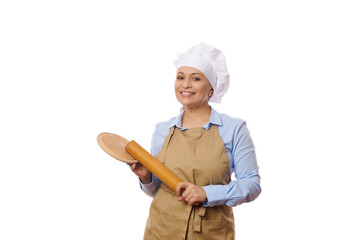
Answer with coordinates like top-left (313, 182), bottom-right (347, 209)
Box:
top-left (176, 182), bottom-right (207, 206)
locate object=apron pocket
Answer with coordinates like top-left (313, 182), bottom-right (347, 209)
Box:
top-left (195, 219), bottom-right (226, 240)
top-left (158, 213), bottom-right (189, 239)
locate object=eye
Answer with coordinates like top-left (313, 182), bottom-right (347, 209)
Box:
top-left (177, 76), bottom-right (184, 80)
top-left (193, 77), bottom-right (201, 81)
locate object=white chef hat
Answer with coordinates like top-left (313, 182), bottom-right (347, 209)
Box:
top-left (174, 43), bottom-right (230, 103)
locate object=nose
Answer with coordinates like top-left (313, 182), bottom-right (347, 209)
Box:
top-left (181, 78), bottom-right (191, 88)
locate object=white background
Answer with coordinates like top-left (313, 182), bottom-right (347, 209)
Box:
top-left (1, 0), bottom-right (360, 239)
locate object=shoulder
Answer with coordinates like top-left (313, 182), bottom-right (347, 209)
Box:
top-left (151, 116), bottom-right (176, 156)
top-left (217, 112), bottom-right (247, 132)
top-left (216, 112), bottom-right (254, 154)
top-left (215, 111), bottom-right (252, 146)
top-left (154, 116), bottom-right (176, 138)
top-left (155, 116), bottom-right (176, 131)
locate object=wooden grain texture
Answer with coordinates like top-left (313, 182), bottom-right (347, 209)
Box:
top-left (97, 133), bottom-right (138, 164)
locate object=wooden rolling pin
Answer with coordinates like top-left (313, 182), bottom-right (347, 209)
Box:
top-left (125, 140), bottom-right (183, 193)
top-left (97, 133), bottom-right (199, 205)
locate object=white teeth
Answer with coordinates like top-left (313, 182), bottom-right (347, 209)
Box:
top-left (181, 92), bottom-right (193, 95)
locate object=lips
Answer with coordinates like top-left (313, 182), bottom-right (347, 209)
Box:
top-left (180, 91), bottom-right (195, 97)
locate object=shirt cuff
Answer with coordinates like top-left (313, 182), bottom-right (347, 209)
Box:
top-left (202, 185), bottom-right (227, 207)
top-left (139, 175), bottom-right (158, 197)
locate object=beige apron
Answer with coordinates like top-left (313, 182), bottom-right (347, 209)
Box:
top-left (144, 125), bottom-right (235, 240)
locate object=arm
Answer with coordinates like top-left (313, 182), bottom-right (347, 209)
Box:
top-left (203, 121), bottom-right (261, 207)
top-left (139, 174), bottom-right (161, 197)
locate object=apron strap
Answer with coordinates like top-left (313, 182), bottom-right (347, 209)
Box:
top-left (157, 126), bottom-right (176, 164)
top-left (193, 207), bottom-right (207, 232)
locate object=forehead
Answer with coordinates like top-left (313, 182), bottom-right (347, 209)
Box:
top-left (177, 66), bottom-right (205, 76)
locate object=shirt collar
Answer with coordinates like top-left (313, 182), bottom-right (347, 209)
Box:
top-left (168, 107), bottom-right (223, 130)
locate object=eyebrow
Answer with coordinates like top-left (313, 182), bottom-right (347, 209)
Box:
top-left (177, 72), bottom-right (202, 75)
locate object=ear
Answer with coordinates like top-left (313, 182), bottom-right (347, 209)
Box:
top-left (208, 88), bottom-right (213, 97)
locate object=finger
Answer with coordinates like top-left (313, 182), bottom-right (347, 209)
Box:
top-left (186, 195), bottom-right (198, 206)
top-left (176, 182), bottom-right (188, 196)
top-left (185, 192), bottom-right (193, 204)
top-left (176, 182), bottom-right (190, 196)
top-left (130, 163), bottom-right (137, 171)
top-left (190, 200), bottom-right (200, 206)
top-left (184, 187), bottom-right (202, 205)
top-left (181, 184), bottom-right (194, 199)
top-left (176, 183), bottom-right (182, 196)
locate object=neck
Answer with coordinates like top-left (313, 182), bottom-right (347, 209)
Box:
top-left (182, 104), bottom-right (211, 128)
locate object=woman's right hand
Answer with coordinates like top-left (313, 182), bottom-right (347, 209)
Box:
top-left (128, 162), bottom-right (152, 184)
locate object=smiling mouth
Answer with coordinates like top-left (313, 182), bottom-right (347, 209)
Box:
top-left (180, 91), bottom-right (195, 97)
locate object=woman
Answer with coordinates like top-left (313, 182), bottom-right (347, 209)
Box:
top-left (129, 43), bottom-right (261, 240)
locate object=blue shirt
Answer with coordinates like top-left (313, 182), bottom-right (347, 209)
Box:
top-left (140, 107), bottom-right (261, 207)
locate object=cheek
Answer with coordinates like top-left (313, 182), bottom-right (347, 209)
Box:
top-left (201, 84), bottom-right (212, 96)
top-left (174, 82), bottom-right (181, 96)
top-left (174, 80), bottom-right (181, 90)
